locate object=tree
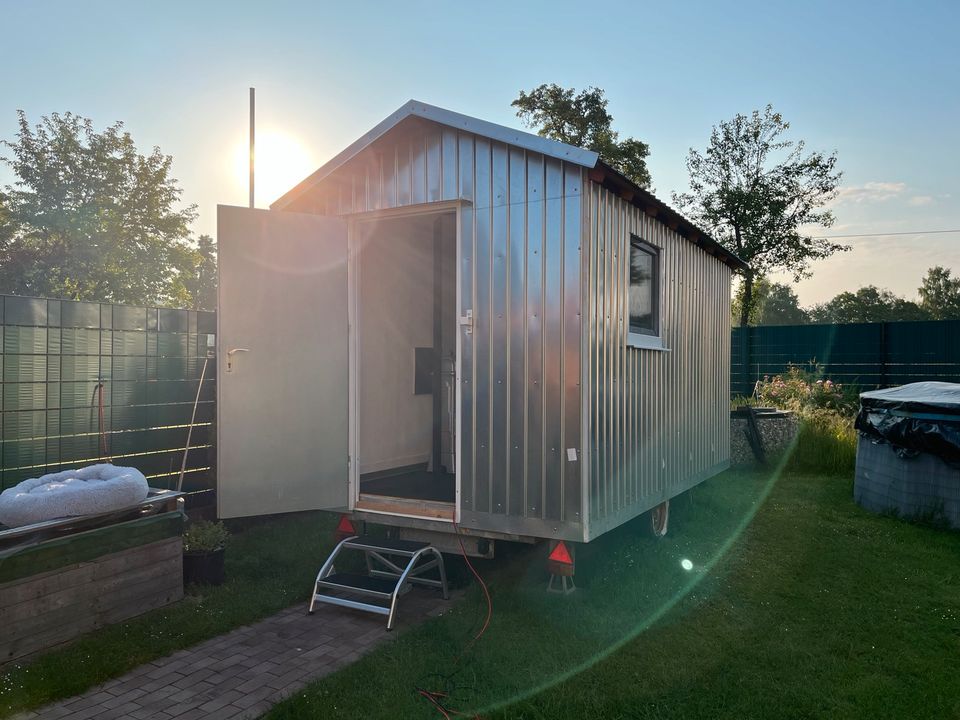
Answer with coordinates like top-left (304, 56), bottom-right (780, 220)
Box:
top-left (758, 282), bottom-right (809, 325)
top-left (732, 276), bottom-right (809, 326)
top-left (918, 266), bottom-right (960, 320)
top-left (0, 111), bottom-right (211, 307)
top-left (512, 84), bottom-right (651, 187)
top-left (674, 105), bottom-right (845, 327)
top-left (179, 234), bottom-right (218, 312)
top-left (0, 192), bottom-right (14, 256)
top-left (732, 275), bottom-right (770, 325)
top-left (809, 286), bottom-right (928, 324)
top-left (889, 298), bottom-right (929, 322)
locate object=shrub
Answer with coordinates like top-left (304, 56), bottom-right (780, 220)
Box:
top-left (745, 365), bottom-right (859, 475)
top-left (183, 520), bottom-right (230, 553)
top-left (785, 409), bottom-right (857, 475)
top-left (754, 365), bottom-right (858, 416)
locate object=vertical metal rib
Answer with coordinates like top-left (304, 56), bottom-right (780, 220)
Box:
top-left (584, 184), bottom-right (732, 537)
top-left (293, 122), bottom-right (596, 536)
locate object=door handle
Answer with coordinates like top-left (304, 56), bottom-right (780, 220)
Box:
top-left (226, 347), bottom-right (250, 372)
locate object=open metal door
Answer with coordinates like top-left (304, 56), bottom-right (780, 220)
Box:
top-left (217, 205), bottom-right (348, 518)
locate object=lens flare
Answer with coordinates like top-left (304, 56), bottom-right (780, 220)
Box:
top-left (232, 131), bottom-right (314, 206)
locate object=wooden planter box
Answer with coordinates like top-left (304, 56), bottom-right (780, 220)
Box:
top-left (0, 510), bottom-right (184, 664)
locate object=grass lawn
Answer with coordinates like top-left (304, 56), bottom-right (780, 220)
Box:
top-left (0, 511), bottom-right (336, 717)
top-left (3, 459), bottom-right (958, 719)
top-left (266, 466), bottom-right (960, 720)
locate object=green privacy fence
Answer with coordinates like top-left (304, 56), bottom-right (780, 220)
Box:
top-left (0, 294), bottom-right (216, 507)
top-left (732, 320), bottom-right (960, 397)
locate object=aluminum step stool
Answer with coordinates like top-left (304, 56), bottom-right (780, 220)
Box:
top-left (308, 535), bottom-right (449, 630)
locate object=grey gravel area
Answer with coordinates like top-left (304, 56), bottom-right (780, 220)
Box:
top-left (731, 413), bottom-right (799, 465)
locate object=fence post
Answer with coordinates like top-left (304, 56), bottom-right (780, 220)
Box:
top-left (879, 322), bottom-right (888, 388)
top-left (740, 326), bottom-right (751, 397)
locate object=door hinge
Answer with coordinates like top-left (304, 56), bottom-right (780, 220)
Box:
top-left (459, 309), bottom-right (473, 335)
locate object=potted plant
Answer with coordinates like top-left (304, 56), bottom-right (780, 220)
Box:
top-left (182, 520), bottom-right (230, 585)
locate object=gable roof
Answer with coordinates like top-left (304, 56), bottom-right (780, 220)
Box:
top-left (588, 161), bottom-right (749, 271)
top-left (271, 100), bottom-right (748, 271)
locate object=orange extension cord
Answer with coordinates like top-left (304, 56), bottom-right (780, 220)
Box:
top-left (415, 521), bottom-right (493, 719)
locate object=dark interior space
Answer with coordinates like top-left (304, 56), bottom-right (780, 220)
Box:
top-left (360, 468), bottom-right (456, 503)
top-left (356, 211), bottom-right (457, 507)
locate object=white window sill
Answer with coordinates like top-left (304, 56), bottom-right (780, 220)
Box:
top-left (627, 333), bottom-right (669, 351)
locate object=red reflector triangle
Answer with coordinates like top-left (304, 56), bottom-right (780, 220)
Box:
top-left (336, 515), bottom-right (355, 534)
top-left (548, 541), bottom-right (573, 565)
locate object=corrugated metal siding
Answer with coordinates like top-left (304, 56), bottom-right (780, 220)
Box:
top-left (584, 184), bottom-right (731, 540)
top-left (290, 120), bottom-right (584, 540)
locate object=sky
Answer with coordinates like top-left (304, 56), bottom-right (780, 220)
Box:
top-left (1, 0), bottom-right (958, 306)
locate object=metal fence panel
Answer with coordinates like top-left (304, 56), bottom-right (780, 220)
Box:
top-left (0, 295), bottom-right (216, 506)
top-left (731, 320), bottom-right (960, 396)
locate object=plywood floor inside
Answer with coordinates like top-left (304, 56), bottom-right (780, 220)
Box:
top-left (359, 469), bottom-right (455, 503)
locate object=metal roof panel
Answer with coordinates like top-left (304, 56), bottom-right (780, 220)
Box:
top-left (271, 100), bottom-right (598, 210)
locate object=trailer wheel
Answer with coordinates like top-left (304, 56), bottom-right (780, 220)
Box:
top-left (650, 500), bottom-right (669, 538)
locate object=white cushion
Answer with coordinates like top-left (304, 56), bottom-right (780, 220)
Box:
top-left (0, 464), bottom-right (150, 528)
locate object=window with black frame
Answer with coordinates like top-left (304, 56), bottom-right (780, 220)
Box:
top-left (628, 235), bottom-right (660, 343)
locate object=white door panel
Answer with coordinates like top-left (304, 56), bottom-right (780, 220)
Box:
top-left (217, 205), bottom-right (348, 518)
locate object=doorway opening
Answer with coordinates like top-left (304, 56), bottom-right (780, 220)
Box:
top-left (353, 210), bottom-right (457, 518)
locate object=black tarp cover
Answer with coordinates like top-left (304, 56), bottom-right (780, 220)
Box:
top-left (856, 382), bottom-right (960, 462)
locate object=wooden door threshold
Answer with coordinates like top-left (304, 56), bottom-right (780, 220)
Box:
top-left (356, 494), bottom-right (455, 520)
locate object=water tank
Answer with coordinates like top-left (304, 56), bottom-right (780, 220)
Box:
top-left (854, 382), bottom-right (960, 528)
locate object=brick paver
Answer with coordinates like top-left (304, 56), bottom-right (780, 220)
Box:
top-left (14, 588), bottom-right (455, 720)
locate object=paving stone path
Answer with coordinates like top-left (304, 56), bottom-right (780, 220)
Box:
top-left (13, 588), bottom-right (456, 720)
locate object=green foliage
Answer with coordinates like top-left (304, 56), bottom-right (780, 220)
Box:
top-left (758, 281), bottom-right (809, 325)
top-left (754, 365), bottom-right (859, 416)
top-left (734, 266), bottom-right (960, 328)
top-left (674, 105), bottom-right (845, 326)
top-left (182, 520), bottom-right (230, 553)
top-left (918, 265), bottom-right (960, 320)
top-left (731, 276), bottom-right (768, 325)
top-left (269, 469), bottom-right (960, 720)
top-left (732, 276), bottom-right (809, 326)
top-left (0, 512), bottom-right (335, 716)
top-left (0, 111), bottom-right (214, 308)
top-left (745, 365), bottom-right (858, 475)
top-left (179, 234), bottom-right (217, 311)
top-left (809, 285), bottom-right (929, 323)
top-left (512, 84), bottom-right (651, 187)
top-left (0, 194), bottom-right (14, 248)
top-left (9, 470), bottom-right (959, 719)
top-left (803, 267), bottom-right (960, 325)
top-left (786, 410), bottom-right (858, 475)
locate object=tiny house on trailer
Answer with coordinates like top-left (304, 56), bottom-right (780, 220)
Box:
top-left (216, 100), bottom-right (747, 558)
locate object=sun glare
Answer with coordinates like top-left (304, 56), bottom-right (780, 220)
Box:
top-left (232, 131), bottom-right (315, 206)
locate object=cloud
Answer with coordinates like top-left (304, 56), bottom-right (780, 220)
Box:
top-left (907, 195), bottom-right (934, 206)
top-left (834, 181), bottom-right (906, 205)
